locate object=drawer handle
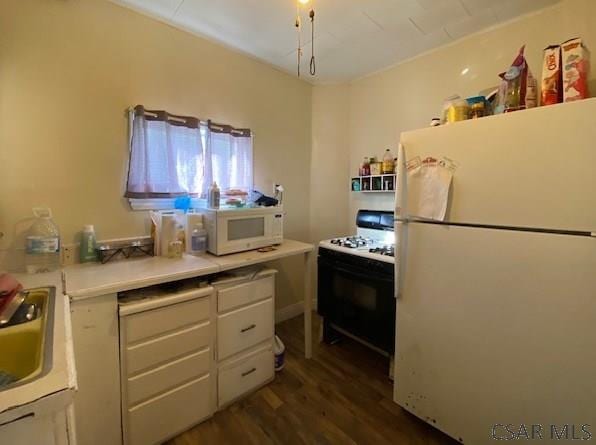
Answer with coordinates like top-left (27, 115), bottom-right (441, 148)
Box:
top-left (241, 367), bottom-right (257, 377)
top-left (241, 324), bottom-right (256, 333)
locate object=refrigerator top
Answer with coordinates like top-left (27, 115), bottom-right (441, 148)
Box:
top-left (399, 98), bottom-right (596, 234)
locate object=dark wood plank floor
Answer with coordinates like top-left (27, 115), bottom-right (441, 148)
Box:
top-left (166, 314), bottom-right (458, 445)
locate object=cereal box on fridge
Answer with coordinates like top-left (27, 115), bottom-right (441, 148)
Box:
top-left (561, 38), bottom-right (590, 102)
top-left (541, 45), bottom-right (562, 105)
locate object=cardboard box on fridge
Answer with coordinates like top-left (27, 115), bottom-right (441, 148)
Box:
top-left (561, 37), bottom-right (590, 102)
top-left (541, 45), bottom-right (562, 106)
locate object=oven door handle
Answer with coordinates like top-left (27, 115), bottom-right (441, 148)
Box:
top-left (323, 260), bottom-right (393, 284)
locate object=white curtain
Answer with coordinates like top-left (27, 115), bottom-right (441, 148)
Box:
top-left (126, 107), bottom-right (252, 199)
top-left (206, 130), bottom-right (253, 193)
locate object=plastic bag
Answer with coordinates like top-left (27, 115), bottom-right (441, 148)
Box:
top-left (495, 45), bottom-right (537, 113)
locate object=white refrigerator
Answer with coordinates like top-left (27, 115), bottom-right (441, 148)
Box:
top-left (394, 98), bottom-right (596, 444)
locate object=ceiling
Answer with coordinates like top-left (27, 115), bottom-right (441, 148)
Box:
top-left (111, 0), bottom-right (560, 83)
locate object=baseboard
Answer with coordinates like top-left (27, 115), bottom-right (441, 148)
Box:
top-left (275, 299), bottom-right (317, 324)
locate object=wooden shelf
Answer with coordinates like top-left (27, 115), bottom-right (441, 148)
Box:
top-left (351, 174), bottom-right (396, 193)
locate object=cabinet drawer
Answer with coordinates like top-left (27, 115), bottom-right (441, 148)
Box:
top-left (218, 347), bottom-right (274, 407)
top-left (217, 275), bottom-right (274, 313)
top-left (217, 298), bottom-right (273, 360)
top-left (126, 348), bottom-right (210, 407)
top-left (124, 296), bottom-right (210, 344)
top-left (127, 374), bottom-right (211, 445)
top-left (126, 322), bottom-right (210, 375)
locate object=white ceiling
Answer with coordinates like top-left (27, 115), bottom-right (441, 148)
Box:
top-left (112, 0), bottom-right (560, 83)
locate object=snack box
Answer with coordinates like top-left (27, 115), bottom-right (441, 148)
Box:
top-left (561, 37), bottom-right (590, 102)
top-left (541, 44), bottom-right (562, 105)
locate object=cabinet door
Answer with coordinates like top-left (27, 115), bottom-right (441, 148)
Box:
top-left (218, 347), bottom-right (274, 407)
top-left (217, 298), bottom-right (274, 360)
top-left (217, 275), bottom-right (275, 312)
top-left (71, 294), bottom-right (122, 445)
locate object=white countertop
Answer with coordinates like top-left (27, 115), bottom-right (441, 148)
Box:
top-left (65, 239), bottom-right (314, 299)
top-left (0, 272), bottom-right (76, 424)
top-left (65, 253), bottom-right (219, 299)
top-left (211, 239), bottom-right (314, 272)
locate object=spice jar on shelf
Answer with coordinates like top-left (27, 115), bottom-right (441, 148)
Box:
top-left (369, 156), bottom-right (382, 175)
top-left (382, 149), bottom-right (394, 174)
top-left (359, 157), bottom-right (370, 176)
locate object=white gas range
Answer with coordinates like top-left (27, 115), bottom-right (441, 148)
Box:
top-left (317, 210), bottom-right (396, 357)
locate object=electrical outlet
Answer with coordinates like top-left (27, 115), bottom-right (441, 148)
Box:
top-left (61, 245), bottom-right (76, 266)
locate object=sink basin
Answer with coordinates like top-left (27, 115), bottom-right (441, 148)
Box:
top-left (0, 287), bottom-right (54, 390)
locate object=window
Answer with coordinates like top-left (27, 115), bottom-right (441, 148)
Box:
top-left (125, 106), bottom-right (253, 210)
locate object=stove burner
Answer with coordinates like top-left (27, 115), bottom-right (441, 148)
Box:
top-left (369, 246), bottom-right (395, 257)
top-left (330, 236), bottom-right (372, 249)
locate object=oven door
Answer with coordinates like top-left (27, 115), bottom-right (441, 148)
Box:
top-left (318, 254), bottom-right (395, 353)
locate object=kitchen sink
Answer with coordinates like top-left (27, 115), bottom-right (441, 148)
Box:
top-left (0, 287), bottom-right (54, 391)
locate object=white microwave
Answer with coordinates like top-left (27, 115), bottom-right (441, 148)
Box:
top-left (200, 206), bottom-right (283, 256)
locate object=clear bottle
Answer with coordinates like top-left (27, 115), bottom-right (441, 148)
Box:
top-left (25, 208), bottom-right (61, 274)
top-left (382, 149), bottom-right (394, 174)
top-left (208, 182), bottom-right (220, 209)
top-left (360, 157), bottom-right (370, 176)
top-left (190, 223), bottom-right (208, 254)
top-left (79, 225), bottom-right (97, 263)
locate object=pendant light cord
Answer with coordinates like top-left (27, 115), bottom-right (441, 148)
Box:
top-left (309, 8), bottom-right (316, 76)
top-left (296, 4), bottom-right (301, 77)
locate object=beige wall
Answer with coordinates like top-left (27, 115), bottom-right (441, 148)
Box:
top-left (344, 0), bottom-right (596, 229)
top-left (0, 0), bottom-right (312, 309)
top-left (310, 84), bottom-right (351, 243)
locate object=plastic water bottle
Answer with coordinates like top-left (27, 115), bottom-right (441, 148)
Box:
top-left (25, 208), bottom-right (61, 274)
top-left (190, 223), bottom-right (208, 254)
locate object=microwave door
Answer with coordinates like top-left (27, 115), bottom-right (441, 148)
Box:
top-left (217, 213), bottom-right (273, 255)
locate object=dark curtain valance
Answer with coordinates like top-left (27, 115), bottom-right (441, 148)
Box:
top-left (134, 105), bottom-right (200, 129)
top-left (208, 120), bottom-right (252, 138)
top-left (134, 105), bottom-right (252, 137)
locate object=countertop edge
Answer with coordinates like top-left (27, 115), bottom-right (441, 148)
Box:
top-left (67, 265), bottom-right (220, 299)
top-left (66, 239), bottom-right (314, 299)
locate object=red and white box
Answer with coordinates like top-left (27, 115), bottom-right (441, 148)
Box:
top-left (561, 37), bottom-right (590, 102)
top-left (541, 45), bottom-right (562, 106)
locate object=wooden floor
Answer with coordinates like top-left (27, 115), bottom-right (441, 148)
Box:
top-left (166, 314), bottom-right (458, 445)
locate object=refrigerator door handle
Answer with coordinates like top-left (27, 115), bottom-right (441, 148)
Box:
top-left (395, 144), bottom-right (408, 300)
top-left (395, 216), bottom-right (596, 239)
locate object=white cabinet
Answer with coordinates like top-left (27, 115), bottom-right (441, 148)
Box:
top-left (217, 298), bottom-right (274, 360)
top-left (70, 294), bottom-right (122, 445)
top-left (218, 346), bottom-right (274, 407)
top-left (69, 270), bottom-right (278, 444)
top-left (213, 270), bottom-right (276, 408)
top-left (217, 273), bottom-right (275, 312)
top-left (0, 408), bottom-right (73, 445)
top-left (119, 286), bottom-right (215, 445)
top-left (127, 375), bottom-right (211, 445)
